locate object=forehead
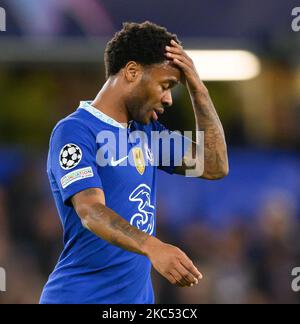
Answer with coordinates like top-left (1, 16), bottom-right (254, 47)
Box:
top-left (146, 61), bottom-right (181, 83)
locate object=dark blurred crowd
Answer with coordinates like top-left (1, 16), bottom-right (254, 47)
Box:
top-left (155, 194), bottom-right (300, 304)
top-left (0, 151), bottom-right (300, 304)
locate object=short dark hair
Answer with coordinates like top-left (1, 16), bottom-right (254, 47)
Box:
top-left (104, 21), bottom-right (180, 78)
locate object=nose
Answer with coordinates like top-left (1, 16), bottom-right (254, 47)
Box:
top-left (162, 89), bottom-right (172, 108)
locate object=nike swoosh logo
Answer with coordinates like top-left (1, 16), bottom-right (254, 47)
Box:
top-left (110, 155), bottom-right (128, 166)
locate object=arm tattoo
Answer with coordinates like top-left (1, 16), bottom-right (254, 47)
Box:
top-left (110, 217), bottom-right (149, 247)
top-left (193, 92), bottom-right (228, 179)
top-left (85, 202), bottom-right (149, 253)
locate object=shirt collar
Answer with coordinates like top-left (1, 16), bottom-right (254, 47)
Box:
top-left (79, 101), bottom-right (126, 129)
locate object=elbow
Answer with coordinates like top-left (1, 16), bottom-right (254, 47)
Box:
top-left (72, 204), bottom-right (92, 230)
top-left (201, 147), bottom-right (229, 180)
top-left (202, 164), bottom-right (229, 180)
top-left (219, 162), bottom-right (230, 178)
top-left (219, 165), bottom-right (229, 179)
top-left (75, 204), bottom-right (92, 227)
top-left (75, 203), bottom-right (104, 231)
top-left (73, 202), bottom-right (90, 219)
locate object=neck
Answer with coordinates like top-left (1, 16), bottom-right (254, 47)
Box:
top-left (91, 77), bottom-right (129, 125)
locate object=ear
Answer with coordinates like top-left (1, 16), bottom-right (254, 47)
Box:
top-left (124, 61), bottom-right (142, 82)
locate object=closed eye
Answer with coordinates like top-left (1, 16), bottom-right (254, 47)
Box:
top-left (162, 80), bottom-right (178, 90)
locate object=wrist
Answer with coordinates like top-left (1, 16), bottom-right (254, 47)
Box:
top-left (192, 84), bottom-right (209, 96)
top-left (140, 235), bottom-right (162, 258)
top-left (189, 83), bottom-right (209, 99)
top-left (191, 90), bottom-right (210, 108)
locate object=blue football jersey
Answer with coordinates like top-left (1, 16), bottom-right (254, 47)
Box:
top-left (40, 101), bottom-right (187, 304)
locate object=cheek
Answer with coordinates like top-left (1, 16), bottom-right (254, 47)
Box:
top-left (129, 87), bottom-right (144, 107)
top-left (139, 88), bottom-right (154, 109)
top-left (147, 85), bottom-right (162, 104)
top-left (132, 82), bottom-right (160, 113)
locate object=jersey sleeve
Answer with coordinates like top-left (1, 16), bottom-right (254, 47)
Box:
top-left (152, 121), bottom-right (192, 174)
top-left (49, 119), bottom-right (103, 206)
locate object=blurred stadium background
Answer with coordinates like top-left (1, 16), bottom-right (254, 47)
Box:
top-left (1, 0), bottom-right (300, 304)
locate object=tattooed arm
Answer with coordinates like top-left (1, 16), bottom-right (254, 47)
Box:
top-left (71, 188), bottom-right (202, 287)
top-left (166, 40), bottom-right (229, 179)
top-left (174, 89), bottom-right (229, 179)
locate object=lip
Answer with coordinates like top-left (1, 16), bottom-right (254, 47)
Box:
top-left (154, 107), bottom-right (165, 115)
